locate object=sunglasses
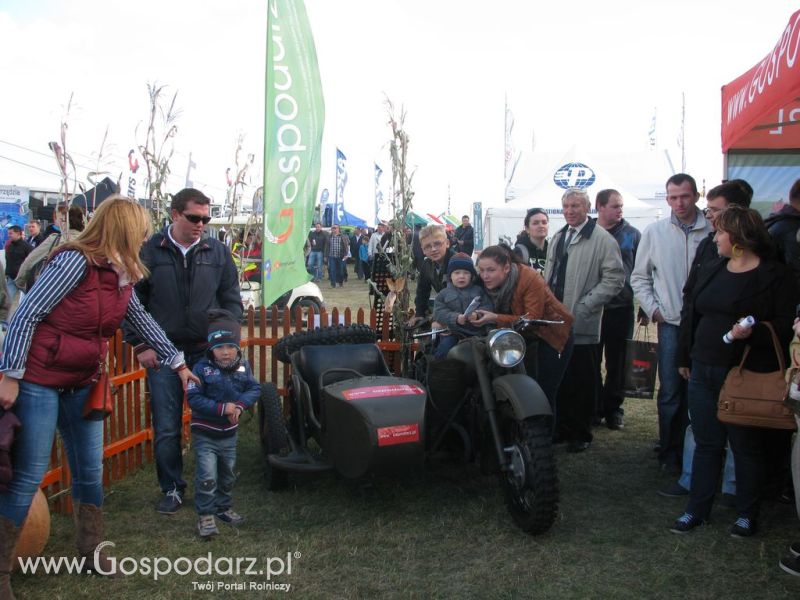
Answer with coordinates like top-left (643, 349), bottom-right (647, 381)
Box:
top-left (182, 213), bottom-right (211, 225)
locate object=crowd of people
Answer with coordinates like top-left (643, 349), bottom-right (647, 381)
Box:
top-left (409, 174), bottom-right (800, 577)
top-left (0, 176), bottom-right (799, 597)
top-left (304, 215), bottom-right (476, 291)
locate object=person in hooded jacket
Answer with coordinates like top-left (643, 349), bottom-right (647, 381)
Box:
top-left (187, 309), bottom-right (260, 539)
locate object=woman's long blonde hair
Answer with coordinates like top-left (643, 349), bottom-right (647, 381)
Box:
top-left (63, 195), bottom-right (152, 282)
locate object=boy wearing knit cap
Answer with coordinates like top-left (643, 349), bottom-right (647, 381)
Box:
top-left (187, 309), bottom-right (260, 538)
top-left (432, 252), bottom-right (494, 359)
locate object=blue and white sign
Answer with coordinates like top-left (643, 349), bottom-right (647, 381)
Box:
top-left (553, 162), bottom-right (596, 189)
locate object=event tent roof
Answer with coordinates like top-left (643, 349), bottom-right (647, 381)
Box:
top-left (485, 145), bottom-right (662, 247)
top-left (721, 9), bottom-right (800, 152)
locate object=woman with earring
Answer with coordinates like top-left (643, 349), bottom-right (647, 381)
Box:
top-left (670, 206), bottom-right (796, 537)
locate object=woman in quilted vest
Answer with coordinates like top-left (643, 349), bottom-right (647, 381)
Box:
top-left (0, 196), bottom-right (198, 596)
top-left (670, 205), bottom-right (796, 538)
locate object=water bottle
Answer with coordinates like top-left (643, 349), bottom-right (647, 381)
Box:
top-left (723, 316), bottom-right (755, 344)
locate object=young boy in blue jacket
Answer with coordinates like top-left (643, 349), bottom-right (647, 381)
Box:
top-left (187, 309), bottom-right (260, 538)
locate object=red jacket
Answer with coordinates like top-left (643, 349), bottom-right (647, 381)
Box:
top-left (24, 258), bottom-right (132, 388)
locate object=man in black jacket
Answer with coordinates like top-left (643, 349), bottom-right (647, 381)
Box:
top-left (454, 215), bottom-right (474, 256)
top-left (4, 226), bottom-right (31, 311)
top-left (126, 188), bottom-right (242, 515)
top-left (764, 178), bottom-right (800, 287)
top-left (595, 190), bottom-right (640, 430)
top-left (25, 220), bottom-right (46, 248)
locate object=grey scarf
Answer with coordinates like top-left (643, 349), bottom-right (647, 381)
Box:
top-left (485, 263), bottom-right (519, 314)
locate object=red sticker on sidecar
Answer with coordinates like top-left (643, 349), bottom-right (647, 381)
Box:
top-left (377, 424), bottom-right (420, 446)
top-left (342, 384), bottom-right (425, 400)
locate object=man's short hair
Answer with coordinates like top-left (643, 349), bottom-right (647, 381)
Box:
top-left (171, 188), bottom-right (211, 213)
top-left (561, 188), bottom-right (590, 208)
top-left (27, 219), bottom-right (40, 226)
top-left (462, 215), bottom-right (469, 220)
top-left (8, 225), bottom-right (22, 234)
top-left (666, 173), bottom-right (698, 195)
top-left (419, 223), bottom-right (446, 241)
top-left (706, 182), bottom-right (751, 208)
top-left (595, 189), bottom-right (620, 209)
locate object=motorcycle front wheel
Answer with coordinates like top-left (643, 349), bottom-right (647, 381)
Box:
top-left (500, 416), bottom-right (559, 535)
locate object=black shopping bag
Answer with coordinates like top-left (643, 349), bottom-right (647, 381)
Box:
top-left (622, 328), bottom-right (658, 399)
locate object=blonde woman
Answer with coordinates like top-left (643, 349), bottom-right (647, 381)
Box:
top-left (0, 196), bottom-right (198, 593)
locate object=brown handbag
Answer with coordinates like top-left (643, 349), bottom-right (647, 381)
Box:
top-left (82, 369), bottom-right (112, 421)
top-left (82, 278), bottom-right (113, 421)
top-left (717, 321), bottom-right (796, 430)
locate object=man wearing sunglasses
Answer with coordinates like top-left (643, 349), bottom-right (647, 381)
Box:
top-left (125, 188), bottom-right (242, 515)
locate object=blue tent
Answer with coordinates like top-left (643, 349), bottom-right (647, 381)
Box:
top-left (323, 205), bottom-right (368, 228)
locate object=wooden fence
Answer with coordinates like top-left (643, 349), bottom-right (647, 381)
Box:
top-left (40, 305), bottom-right (403, 513)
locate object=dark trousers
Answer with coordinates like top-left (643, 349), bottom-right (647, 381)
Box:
top-left (556, 343), bottom-right (599, 444)
top-left (536, 331), bottom-right (575, 417)
top-left (598, 305), bottom-right (634, 418)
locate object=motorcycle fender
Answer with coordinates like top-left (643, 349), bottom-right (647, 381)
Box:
top-left (492, 374), bottom-right (552, 420)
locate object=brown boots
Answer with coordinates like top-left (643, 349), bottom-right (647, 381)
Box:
top-left (0, 516), bottom-right (21, 600)
top-left (74, 502), bottom-right (122, 578)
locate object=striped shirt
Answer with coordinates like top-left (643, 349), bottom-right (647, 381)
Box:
top-left (0, 250), bottom-right (183, 379)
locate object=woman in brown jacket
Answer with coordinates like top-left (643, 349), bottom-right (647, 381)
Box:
top-left (471, 245), bottom-right (574, 412)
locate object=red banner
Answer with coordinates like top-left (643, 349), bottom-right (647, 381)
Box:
top-left (721, 9), bottom-right (800, 151)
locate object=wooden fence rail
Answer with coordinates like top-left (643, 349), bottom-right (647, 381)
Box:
top-left (40, 305), bottom-right (403, 513)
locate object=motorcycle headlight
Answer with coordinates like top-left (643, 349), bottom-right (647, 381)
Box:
top-left (487, 329), bottom-right (526, 368)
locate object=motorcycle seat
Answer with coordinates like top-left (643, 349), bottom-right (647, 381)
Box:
top-left (295, 343), bottom-right (391, 410)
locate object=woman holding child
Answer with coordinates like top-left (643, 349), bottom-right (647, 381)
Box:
top-left (0, 197), bottom-right (198, 594)
top-left (470, 245), bottom-right (574, 409)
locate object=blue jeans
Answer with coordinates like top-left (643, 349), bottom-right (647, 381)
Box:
top-left (679, 424), bottom-right (736, 494)
top-left (308, 251), bottom-right (324, 281)
top-left (328, 257), bottom-right (345, 286)
top-left (434, 334), bottom-right (459, 359)
top-left (147, 366), bottom-right (187, 495)
top-left (193, 432), bottom-right (237, 515)
top-left (656, 323), bottom-right (688, 469)
top-left (0, 381), bottom-right (103, 526)
top-left (685, 361), bottom-right (764, 520)
top-left (6, 277), bottom-right (21, 307)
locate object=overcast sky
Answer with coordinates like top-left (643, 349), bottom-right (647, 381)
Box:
top-left (0, 0), bottom-right (794, 222)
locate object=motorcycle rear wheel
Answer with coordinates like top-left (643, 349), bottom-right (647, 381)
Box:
top-left (500, 416), bottom-right (559, 535)
top-left (258, 383), bottom-right (290, 491)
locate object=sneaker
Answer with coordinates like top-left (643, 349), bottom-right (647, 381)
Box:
top-left (780, 553), bottom-right (800, 576)
top-left (156, 488), bottom-right (183, 515)
top-left (790, 541), bottom-right (800, 557)
top-left (730, 517), bottom-right (757, 538)
top-left (718, 493), bottom-right (736, 509)
top-left (670, 513), bottom-right (704, 534)
top-left (658, 481), bottom-right (688, 498)
top-left (197, 515), bottom-right (219, 539)
top-left (216, 508), bottom-right (245, 526)
top-left (606, 412), bottom-right (624, 430)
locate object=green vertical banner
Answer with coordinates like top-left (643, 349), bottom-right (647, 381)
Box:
top-left (262, 0), bottom-right (325, 308)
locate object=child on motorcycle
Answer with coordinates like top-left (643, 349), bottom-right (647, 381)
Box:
top-left (187, 309), bottom-right (260, 539)
top-left (432, 252), bottom-right (494, 359)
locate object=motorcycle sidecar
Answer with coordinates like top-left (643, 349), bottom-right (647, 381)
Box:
top-left (266, 342), bottom-right (427, 481)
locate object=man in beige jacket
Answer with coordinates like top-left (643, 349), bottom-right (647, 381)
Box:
top-left (545, 188), bottom-right (624, 453)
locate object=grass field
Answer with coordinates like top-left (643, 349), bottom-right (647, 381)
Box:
top-left (11, 273), bottom-right (800, 599)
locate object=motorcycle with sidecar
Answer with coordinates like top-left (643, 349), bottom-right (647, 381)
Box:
top-left (258, 320), bottom-right (559, 534)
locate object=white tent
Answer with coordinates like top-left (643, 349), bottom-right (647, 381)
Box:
top-left (485, 146), bottom-right (663, 247)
